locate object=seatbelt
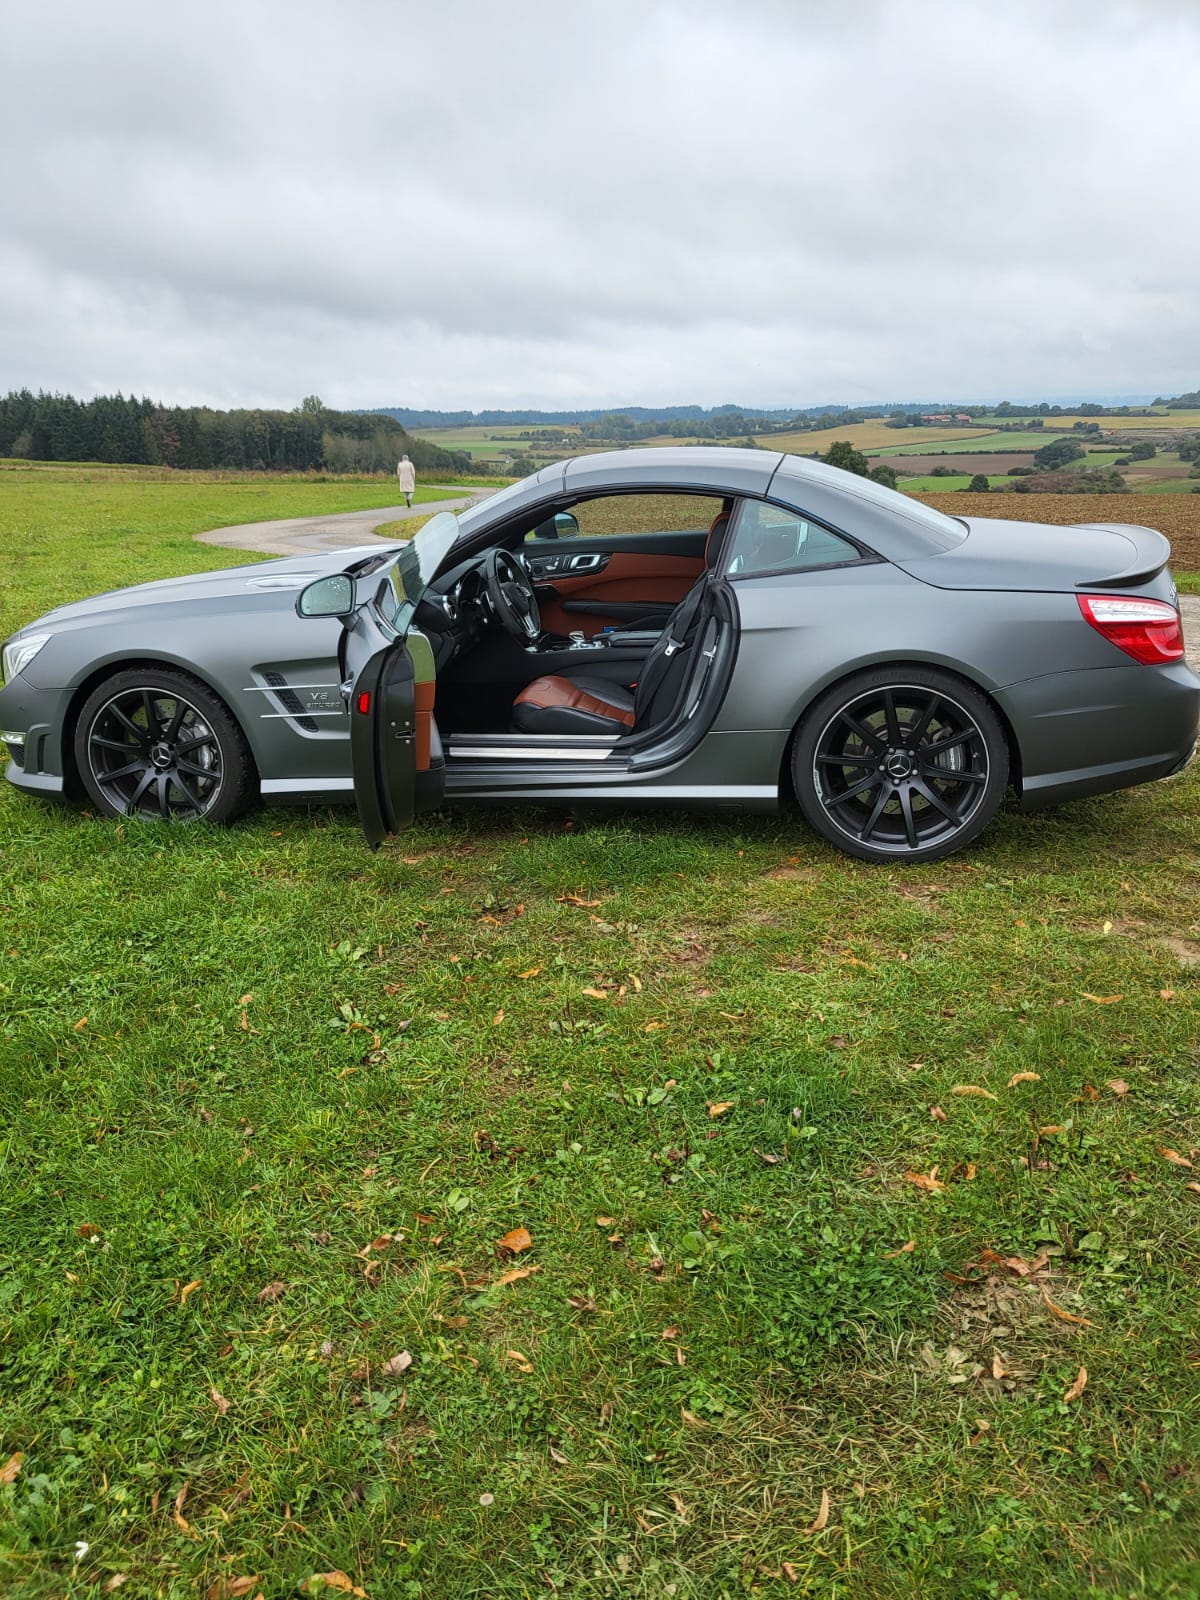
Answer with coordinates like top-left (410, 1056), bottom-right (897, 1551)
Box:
top-left (633, 578), bottom-right (711, 718)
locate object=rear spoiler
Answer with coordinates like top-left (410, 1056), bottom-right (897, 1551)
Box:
top-left (1070, 523), bottom-right (1171, 590)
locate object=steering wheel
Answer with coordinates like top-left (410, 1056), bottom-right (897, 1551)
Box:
top-left (483, 548), bottom-right (542, 641)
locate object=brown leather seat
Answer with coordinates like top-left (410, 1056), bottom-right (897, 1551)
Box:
top-left (513, 674), bottom-right (635, 735)
top-left (510, 507), bottom-right (731, 738)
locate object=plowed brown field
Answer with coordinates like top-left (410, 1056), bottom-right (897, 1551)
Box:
top-left (914, 492), bottom-right (1200, 573)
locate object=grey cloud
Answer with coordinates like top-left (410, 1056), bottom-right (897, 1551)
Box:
top-left (2, 0), bottom-right (1199, 408)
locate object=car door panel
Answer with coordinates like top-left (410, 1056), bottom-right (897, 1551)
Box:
top-left (342, 606), bottom-right (442, 847)
top-left (526, 536), bottom-right (706, 636)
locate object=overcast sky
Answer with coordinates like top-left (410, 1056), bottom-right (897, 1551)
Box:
top-left (3, 0), bottom-right (1198, 411)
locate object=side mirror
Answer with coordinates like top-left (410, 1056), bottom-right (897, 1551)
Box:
top-left (530, 511), bottom-right (580, 541)
top-left (296, 573), bottom-right (355, 618)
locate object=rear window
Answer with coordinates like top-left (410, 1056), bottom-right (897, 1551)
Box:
top-left (826, 470), bottom-right (967, 548)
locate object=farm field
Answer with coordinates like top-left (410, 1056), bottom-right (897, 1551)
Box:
top-left (878, 454), bottom-right (1036, 475)
top-left (753, 422), bottom-right (979, 455)
top-left (992, 411), bottom-right (1200, 434)
top-left (412, 424), bottom-right (582, 464)
top-left (892, 474), bottom-right (1013, 492)
top-left (877, 432), bottom-right (1077, 457)
top-left (915, 490), bottom-right (1200, 574)
top-left (2, 474), bottom-right (1200, 1596)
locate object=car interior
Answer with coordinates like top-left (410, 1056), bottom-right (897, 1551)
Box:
top-left (410, 491), bottom-right (738, 756)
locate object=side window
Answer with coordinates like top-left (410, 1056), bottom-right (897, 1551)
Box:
top-left (525, 493), bottom-right (725, 542)
top-left (724, 500), bottom-right (862, 576)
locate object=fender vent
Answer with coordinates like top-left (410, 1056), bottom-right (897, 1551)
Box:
top-left (263, 671), bottom-right (319, 732)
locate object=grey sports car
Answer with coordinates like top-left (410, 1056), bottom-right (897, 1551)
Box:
top-left (2, 447), bottom-right (1197, 862)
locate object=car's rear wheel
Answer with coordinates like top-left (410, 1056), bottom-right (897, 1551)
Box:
top-left (792, 666), bottom-right (1009, 864)
top-left (74, 667), bottom-right (255, 823)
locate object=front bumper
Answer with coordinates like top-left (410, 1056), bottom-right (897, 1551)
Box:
top-left (0, 675), bottom-right (69, 798)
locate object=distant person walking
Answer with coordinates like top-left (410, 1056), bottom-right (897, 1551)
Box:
top-left (397, 453), bottom-right (416, 508)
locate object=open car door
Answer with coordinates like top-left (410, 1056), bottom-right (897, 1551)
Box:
top-left (296, 518), bottom-right (456, 847)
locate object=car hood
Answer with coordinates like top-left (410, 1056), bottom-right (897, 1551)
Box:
top-left (893, 516), bottom-right (1172, 593)
top-left (25, 547), bottom-right (392, 631)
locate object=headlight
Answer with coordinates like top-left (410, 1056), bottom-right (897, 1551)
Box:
top-left (1, 632), bottom-right (52, 685)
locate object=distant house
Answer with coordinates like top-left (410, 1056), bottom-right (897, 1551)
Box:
top-left (954, 413), bottom-right (972, 423)
top-left (921, 413), bottom-right (953, 424)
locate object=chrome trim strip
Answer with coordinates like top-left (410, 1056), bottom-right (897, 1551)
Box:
top-left (448, 744), bottom-right (615, 762)
top-left (260, 777), bottom-right (356, 794)
top-left (257, 710), bottom-right (347, 719)
top-left (243, 683), bottom-right (341, 693)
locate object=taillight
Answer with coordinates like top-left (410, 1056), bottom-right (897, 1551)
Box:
top-left (1077, 594), bottom-right (1185, 665)
top-left (356, 691), bottom-right (371, 714)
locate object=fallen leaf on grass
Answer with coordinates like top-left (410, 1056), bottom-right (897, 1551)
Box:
top-left (1186, 1183), bottom-right (1200, 1195)
top-left (173, 1481), bottom-right (192, 1532)
top-left (557, 893), bottom-right (602, 908)
top-left (992, 1352), bottom-right (1009, 1380)
top-left (381, 1351), bottom-right (412, 1379)
top-left (1039, 1284), bottom-right (1093, 1327)
top-left (1160, 1148), bottom-right (1194, 1169)
top-left (781, 1562), bottom-right (800, 1584)
top-left (581, 987), bottom-right (609, 1000)
top-left (301, 1575), bottom-right (368, 1597)
top-left (209, 1387), bottom-right (230, 1416)
top-left (930, 1105), bottom-right (947, 1122)
top-left (904, 1169), bottom-right (948, 1193)
top-left (492, 1009), bottom-right (505, 1025)
top-left (506, 1349), bottom-right (534, 1373)
top-left (707, 1101), bottom-right (735, 1118)
top-left (1063, 1366), bottom-right (1088, 1403)
top-left (496, 1226), bottom-right (532, 1255)
top-left (206, 1578), bottom-right (260, 1600)
top-left (256, 1281), bottom-right (287, 1303)
top-left (968, 1419), bottom-right (991, 1445)
top-left (952, 1085), bottom-right (998, 1101)
top-left (77, 1222), bottom-right (100, 1239)
top-left (806, 1488), bottom-right (831, 1533)
top-left (1038, 1125), bottom-right (1068, 1137)
top-left (753, 1147), bottom-right (785, 1165)
top-left (0, 1453), bottom-right (23, 1484)
top-left (567, 1294), bottom-right (597, 1313)
top-left (643, 1021), bottom-right (666, 1032)
top-left (1007, 1072), bottom-right (1041, 1087)
top-left (1081, 993), bottom-right (1123, 1005)
top-left (1106, 1079), bottom-right (1130, 1097)
top-left (494, 1263), bottom-right (540, 1289)
top-left (515, 967), bottom-right (541, 979)
top-left (104, 1578), bottom-right (130, 1593)
top-left (73, 1016), bottom-right (88, 1031)
top-left (179, 1279), bottom-right (202, 1306)
top-left (883, 1241), bottom-right (915, 1258)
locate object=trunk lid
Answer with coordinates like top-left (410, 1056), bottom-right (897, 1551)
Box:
top-left (894, 516), bottom-right (1173, 594)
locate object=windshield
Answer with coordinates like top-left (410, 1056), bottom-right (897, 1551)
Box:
top-left (373, 510), bottom-right (461, 634)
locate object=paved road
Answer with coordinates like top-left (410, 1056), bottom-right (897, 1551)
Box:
top-left (195, 484), bottom-right (495, 557)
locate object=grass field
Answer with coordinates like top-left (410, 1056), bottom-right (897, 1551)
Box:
top-left (752, 423), bottom-right (980, 456)
top-left (2, 475), bottom-right (1200, 1597)
top-left (0, 466), bottom-right (461, 636)
top-left (895, 474), bottom-right (1013, 492)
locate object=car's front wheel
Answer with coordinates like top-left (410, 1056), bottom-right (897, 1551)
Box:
top-left (792, 665), bottom-right (1009, 864)
top-left (74, 667), bottom-right (256, 823)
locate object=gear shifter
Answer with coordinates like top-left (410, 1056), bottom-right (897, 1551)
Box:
top-left (569, 630), bottom-right (587, 648)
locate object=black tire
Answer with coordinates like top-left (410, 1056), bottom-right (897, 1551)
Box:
top-left (792, 665), bottom-right (1009, 864)
top-left (73, 667), bottom-right (256, 823)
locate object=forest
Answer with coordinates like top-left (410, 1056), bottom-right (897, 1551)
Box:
top-left (0, 391), bottom-right (464, 475)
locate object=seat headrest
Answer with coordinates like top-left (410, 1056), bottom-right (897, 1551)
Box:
top-left (704, 511), bottom-right (730, 567)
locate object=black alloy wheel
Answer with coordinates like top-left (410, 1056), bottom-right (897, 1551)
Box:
top-left (74, 668), bottom-right (255, 823)
top-left (793, 666), bottom-right (1009, 863)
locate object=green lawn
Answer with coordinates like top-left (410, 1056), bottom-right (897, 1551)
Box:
top-left (897, 475), bottom-right (1013, 493)
top-left (2, 475), bottom-right (1200, 1597)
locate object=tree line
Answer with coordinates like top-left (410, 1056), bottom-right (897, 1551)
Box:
top-left (0, 391), bottom-right (465, 475)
